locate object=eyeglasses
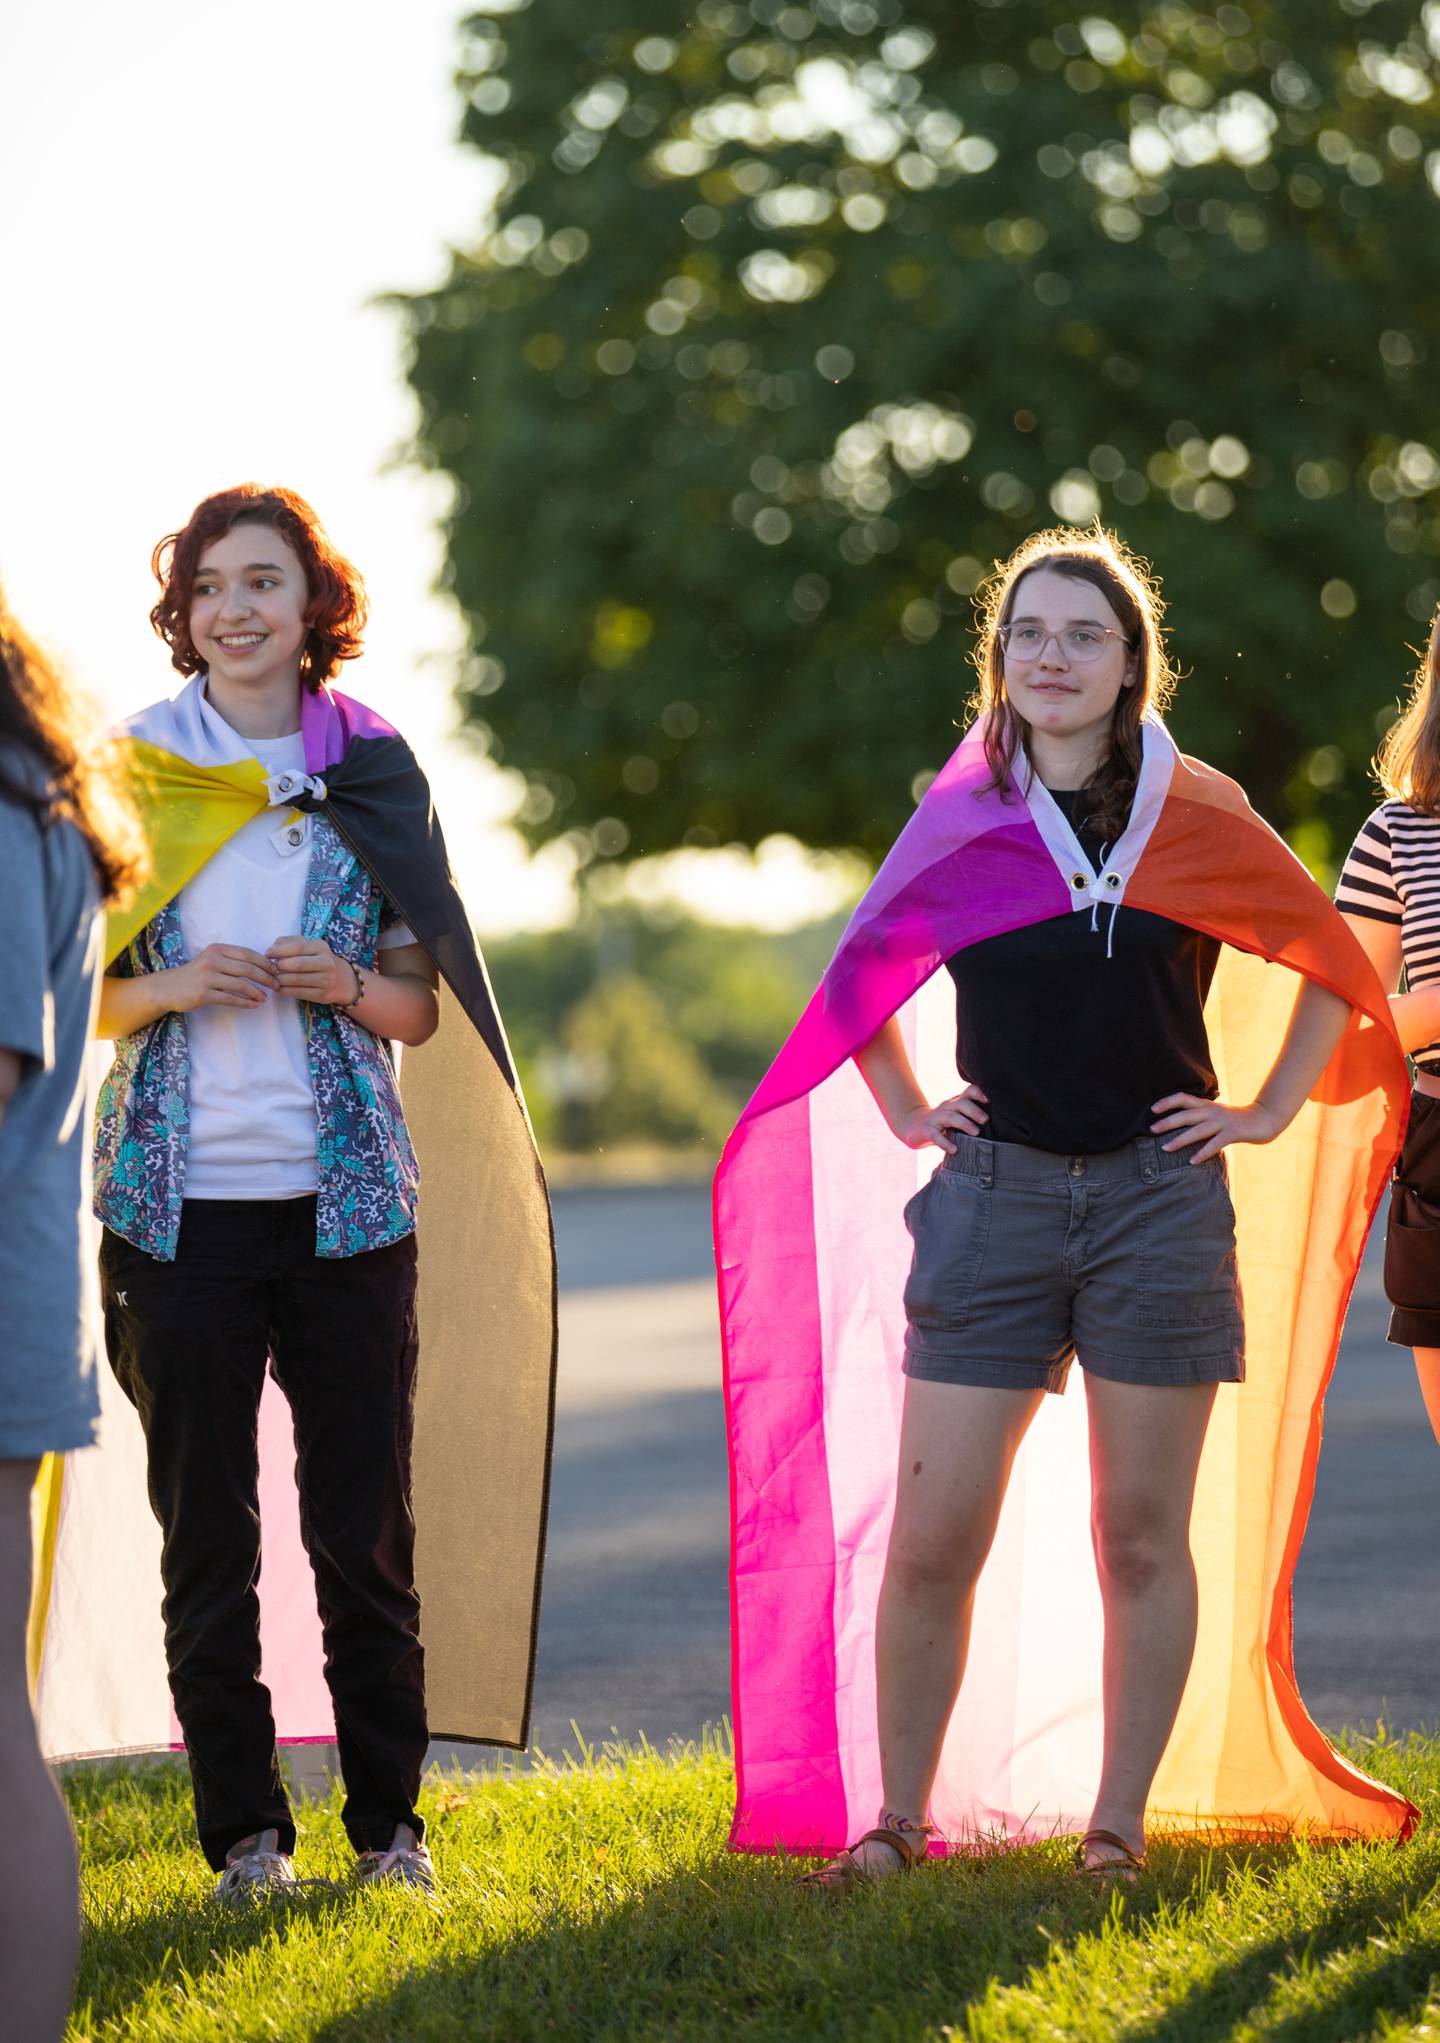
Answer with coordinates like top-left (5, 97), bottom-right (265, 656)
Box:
top-left (998, 624), bottom-right (1132, 664)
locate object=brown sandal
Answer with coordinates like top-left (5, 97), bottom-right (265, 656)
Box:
top-left (802, 1824), bottom-right (927, 1891)
top-left (1073, 1828), bottom-right (1146, 1880)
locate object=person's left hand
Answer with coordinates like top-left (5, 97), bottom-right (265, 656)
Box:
top-left (266, 935), bottom-right (353, 1004)
top-left (1149, 1094), bottom-right (1284, 1165)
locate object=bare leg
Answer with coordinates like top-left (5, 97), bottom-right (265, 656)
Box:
top-left (1083, 1376), bottom-right (1219, 1868)
top-left (0, 1460), bottom-right (80, 2043)
top-left (1413, 1349), bottom-right (1440, 1447)
top-left (839, 1379), bottom-right (1042, 1877)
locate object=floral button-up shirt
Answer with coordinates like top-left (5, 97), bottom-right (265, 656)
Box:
top-left (94, 813), bottom-right (420, 1261)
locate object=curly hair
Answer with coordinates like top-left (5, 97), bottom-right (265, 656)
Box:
top-left (149, 484), bottom-right (367, 692)
top-left (0, 596), bottom-right (147, 907)
top-left (968, 524), bottom-right (1176, 842)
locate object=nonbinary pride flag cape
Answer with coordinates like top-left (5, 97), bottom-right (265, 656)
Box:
top-left (29, 676), bottom-right (556, 1757)
top-left (716, 715), bottom-right (1416, 1851)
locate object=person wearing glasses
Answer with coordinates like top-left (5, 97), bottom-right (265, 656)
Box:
top-left (733, 527), bottom-right (1368, 1889)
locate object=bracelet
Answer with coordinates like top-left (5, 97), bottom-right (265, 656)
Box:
top-left (335, 958), bottom-right (366, 1012)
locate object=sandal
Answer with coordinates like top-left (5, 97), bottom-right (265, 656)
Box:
top-left (802, 1822), bottom-right (928, 1891)
top-left (1073, 1827), bottom-right (1146, 1881)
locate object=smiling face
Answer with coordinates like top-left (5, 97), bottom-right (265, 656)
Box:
top-left (188, 521), bottom-right (310, 697)
top-left (999, 565), bottom-right (1136, 759)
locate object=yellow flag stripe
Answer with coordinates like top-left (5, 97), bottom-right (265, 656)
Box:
top-left (105, 740), bottom-right (273, 964)
top-left (27, 1454), bottom-right (64, 1701)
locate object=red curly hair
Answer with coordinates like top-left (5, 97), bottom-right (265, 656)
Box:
top-left (150, 485), bottom-right (367, 692)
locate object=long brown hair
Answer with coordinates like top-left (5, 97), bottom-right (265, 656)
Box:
top-left (968, 525), bottom-right (1176, 841)
top-left (0, 597), bottom-right (147, 907)
top-left (150, 484), bottom-right (368, 693)
top-left (1376, 608), bottom-right (1440, 813)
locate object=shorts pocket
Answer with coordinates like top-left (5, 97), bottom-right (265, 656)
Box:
top-left (1383, 1181), bottom-right (1440, 1311)
top-left (902, 1170), bottom-right (992, 1332)
top-left (1136, 1164), bottom-right (1241, 1331)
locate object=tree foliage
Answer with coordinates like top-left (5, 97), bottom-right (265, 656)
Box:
top-left (489, 899), bottom-right (842, 1147)
top-left (399, 0), bottom-right (1440, 870)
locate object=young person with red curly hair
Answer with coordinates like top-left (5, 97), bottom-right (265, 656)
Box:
top-left (29, 486), bottom-right (550, 1905)
top-left (94, 488), bottom-right (448, 1901)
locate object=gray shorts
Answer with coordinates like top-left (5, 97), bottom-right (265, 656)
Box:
top-left (901, 1131), bottom-right (1245, 1394)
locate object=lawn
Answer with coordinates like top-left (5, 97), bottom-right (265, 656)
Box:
top-left (68, 1725), bottom-right (1440, 2042)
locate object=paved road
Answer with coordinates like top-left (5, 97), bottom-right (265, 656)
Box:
top-left (525, 1186), bottom-right (728, 1761)
top-left (1290, 1235), bottom-right (1439, 1733)
top-left (516, 1181), bottom-right (1439, 1763)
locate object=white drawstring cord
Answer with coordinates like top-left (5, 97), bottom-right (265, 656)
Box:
top-left (1089, 842), bottom-right (1121, 959)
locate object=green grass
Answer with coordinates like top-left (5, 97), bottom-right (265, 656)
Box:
top-left (67, 1725), bottom-right (1440, 2042)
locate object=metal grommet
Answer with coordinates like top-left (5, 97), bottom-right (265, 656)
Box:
top-left (277, 775), bottom-right (293, 793)
top-left (1104, 872), bottom-right (1121, 890)
top-left (286, 827), bottom-right (304, 846)
top-left (1071, 872), bottom-right (1087, 890)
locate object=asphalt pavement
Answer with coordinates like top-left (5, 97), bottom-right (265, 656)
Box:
top-left (1290, 1229), bottom-right (1439, 1733)
top-left (524, 1185), bottom-right (729, 1762)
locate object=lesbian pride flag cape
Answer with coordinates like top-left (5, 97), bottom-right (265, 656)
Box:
top-left (29, 676), bottom-right (556, 1757)
top-left (716, 715), bottom-right (1416, 1851)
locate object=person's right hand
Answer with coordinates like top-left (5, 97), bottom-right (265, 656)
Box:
top-left (166, 945), bottom-right (279, 1013)
top-left (895, 1086), bottom-right (988, 1154)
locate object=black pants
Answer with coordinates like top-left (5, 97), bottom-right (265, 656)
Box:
top-left (101, 1198), bottom-right (427, 1869)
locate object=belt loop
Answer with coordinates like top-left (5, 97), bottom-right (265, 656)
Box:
top-left (1138, 1132), bottom-right (1160, 1183)
top-left (977, 1135), bottom-right (994, 1189)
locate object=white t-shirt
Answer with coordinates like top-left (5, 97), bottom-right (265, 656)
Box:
top-left (179, 721), bottom-right (414, 1201)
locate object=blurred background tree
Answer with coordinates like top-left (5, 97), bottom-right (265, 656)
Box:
top-left (490, 901), bottom-right (842, 1157)
top-left (398, 0), bottom-right (1440, 884)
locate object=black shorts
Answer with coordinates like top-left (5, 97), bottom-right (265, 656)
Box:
top-left (1384, 1089), bottom-right (1440, 1348)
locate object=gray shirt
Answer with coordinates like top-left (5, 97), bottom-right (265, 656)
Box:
top-left (0, 746), bottom-right (105, 1453)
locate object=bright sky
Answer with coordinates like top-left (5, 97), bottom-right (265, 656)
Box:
top-left (0, 0), bottom-right (859, 936)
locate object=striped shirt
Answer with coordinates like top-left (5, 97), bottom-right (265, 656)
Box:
top-left (1336, 801), bottom-right (1440, 1071)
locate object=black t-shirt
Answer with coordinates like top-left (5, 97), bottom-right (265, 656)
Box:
top-left (943, 789), bottom-right (1221, 1154)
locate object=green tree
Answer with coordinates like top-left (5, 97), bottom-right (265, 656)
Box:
top-left (557, 971), bottom-right (739, 1148)
top-left (487, 900), bottom-right (846, 1146)
top-left (399, 0), bottom-right (1440, 871)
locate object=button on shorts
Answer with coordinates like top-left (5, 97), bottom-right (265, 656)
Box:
top-left (900, 1130), bottom-right (1245, 1394)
